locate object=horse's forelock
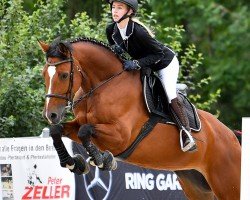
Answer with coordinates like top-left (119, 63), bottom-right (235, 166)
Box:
top-left (46, 39), bottom-right (72, 60)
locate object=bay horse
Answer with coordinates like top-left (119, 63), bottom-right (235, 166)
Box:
top-left (39, 38), bottom-right (241, 200)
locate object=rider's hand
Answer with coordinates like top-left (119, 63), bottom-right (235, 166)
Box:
top-left (111, 44), bottom-right (124, 55)
top-left (123, 60), bottom-right (141, 71)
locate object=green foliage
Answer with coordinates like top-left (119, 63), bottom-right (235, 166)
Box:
top-left (150, 0), bottom-right (249, 129)
top-left (0, 0), bottom-right (68, 137)
top-left (0, 0), bottom-right (220, 137)
top-left (156, 25), bottom-right (220, 112)
top-left (135, 2), bottom-right (220, 112)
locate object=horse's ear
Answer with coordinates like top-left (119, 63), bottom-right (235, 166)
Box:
top-left (58, 42), bottom-right (70, 55)
top-left (38, 40), bottom-right (49, 53)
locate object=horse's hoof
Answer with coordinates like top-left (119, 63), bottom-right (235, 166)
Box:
top-left (86, 145), bottom-right (104, 167)
top-left (89, 151), bottom-right (103, 168)
top-left (111, 159), bottom-right (117, 170)
top-left (88, 158), bottom-right (104, 168)
top-left (101, 151), bottom-right (117, 171)
top-left (70, 154), bottom-right (90, 175)
top-left (89, 159), bottom-right (96, 167)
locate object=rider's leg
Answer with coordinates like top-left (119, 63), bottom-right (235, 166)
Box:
top-left (157, 56), bottom-right (196, 152)
top-left (171, 97), bottom-right (196, 152)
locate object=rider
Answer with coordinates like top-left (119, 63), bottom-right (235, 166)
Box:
top-left (105, 0), bottom-right (196, 152)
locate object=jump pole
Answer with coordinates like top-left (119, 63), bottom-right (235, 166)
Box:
top-left (241, 117), bottom-right (250, 200)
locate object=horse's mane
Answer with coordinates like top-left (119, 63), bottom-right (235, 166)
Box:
top-left (46, 37), bottom-right (123, 61)
top-left (70, 37), bottom-right (114, 53)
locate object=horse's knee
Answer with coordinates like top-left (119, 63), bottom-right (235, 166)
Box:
top-left (50, 124), bottom-right (64, 140)
top-left (78, 124), bottom-right (95, 142)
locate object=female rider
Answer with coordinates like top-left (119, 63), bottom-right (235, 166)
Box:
top-left (106, 0), bottom-right (196, 152)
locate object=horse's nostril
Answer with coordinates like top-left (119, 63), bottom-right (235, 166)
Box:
top-left (50, 113), bottom-right (58, 120)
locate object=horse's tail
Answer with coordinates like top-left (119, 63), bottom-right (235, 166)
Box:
top-left (233, 130), bottom-right (242, 145)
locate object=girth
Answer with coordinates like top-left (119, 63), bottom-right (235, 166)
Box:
top-left (115, 114), bottom-right (162, 160)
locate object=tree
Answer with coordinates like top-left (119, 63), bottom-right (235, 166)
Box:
top-left (0, 0), bottom-right (219, 137)
top-left (151, 0), bottom-right (250, 129)
top-left (0, 0), bottom-right (69, 137)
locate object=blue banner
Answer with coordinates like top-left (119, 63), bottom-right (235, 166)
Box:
top-left (73, 142), bottom-right (186, 200)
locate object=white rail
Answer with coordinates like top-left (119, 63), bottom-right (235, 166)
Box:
top-left (240, 117), bottom-right (250, 200)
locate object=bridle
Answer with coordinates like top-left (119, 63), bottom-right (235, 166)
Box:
top-left (45, 53), bottom-right (124, 110)
top-left (45, 55), bottom-right (74, 109)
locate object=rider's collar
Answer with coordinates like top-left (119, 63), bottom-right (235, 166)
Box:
top-left (112, 19), bottom-right (134, 45)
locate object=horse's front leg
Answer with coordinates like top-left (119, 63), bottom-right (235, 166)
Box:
top-left (49, 123), bottom-right (90, 175)
top-left (78, 124), bottom-right (117, 171)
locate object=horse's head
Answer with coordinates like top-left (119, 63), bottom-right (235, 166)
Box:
top-left (39, 39), bottom-right (82, 124)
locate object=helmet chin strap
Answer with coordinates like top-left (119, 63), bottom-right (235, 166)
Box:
top-left (117, 9), bottom-right (133, 23)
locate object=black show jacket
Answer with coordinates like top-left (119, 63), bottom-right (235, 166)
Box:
top-left (106, 19), bottom-right (176, 71)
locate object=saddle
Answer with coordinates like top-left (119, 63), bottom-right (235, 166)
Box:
top-left (142, 69), bottom-right (201, 132)
top-left (116, 69), bottom-right (202, 159)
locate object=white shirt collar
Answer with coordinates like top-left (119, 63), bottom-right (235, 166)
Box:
top-left (118, 24), bottom-right (128, 40)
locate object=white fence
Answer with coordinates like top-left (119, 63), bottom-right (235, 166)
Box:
top-left (241, 117), bottom-right (250, 200)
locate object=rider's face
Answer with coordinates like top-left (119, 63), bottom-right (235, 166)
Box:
top-left (112, 2), bottom-right (130, 22)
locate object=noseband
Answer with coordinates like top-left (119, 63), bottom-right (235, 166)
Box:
top-left (45, 57), bottom-right (74, 109)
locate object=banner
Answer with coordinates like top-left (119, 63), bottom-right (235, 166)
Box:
top-left (73, 143), bottom-right (186, 200)
top-left (0, 137), bottom-right (75, 200)
top-left (0, 137), bottom-right (186, 200)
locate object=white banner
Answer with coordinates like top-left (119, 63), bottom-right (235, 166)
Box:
top-left (0, 137), bottom-right (75, 200)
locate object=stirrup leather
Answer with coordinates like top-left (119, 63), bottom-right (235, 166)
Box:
top-left (180, 127), bottom-right (196, 152)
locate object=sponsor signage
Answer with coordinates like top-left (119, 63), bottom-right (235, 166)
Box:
top-left (73, 143), bottom-right (186, 200)
top-left (0, 137), bottom-right (75, 200)
top-left (0, 137), bottom-right (186, 199)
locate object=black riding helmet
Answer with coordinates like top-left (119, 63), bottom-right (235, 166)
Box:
top-left (106, 0), bottom-right (138, 14)
top-left (106, 0), bottom-right (138, 23)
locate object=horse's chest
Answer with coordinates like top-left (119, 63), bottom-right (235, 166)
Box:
top-left (79, 105), bottom-right (106, 124)
top-left (76, 93), bottom-right (118, 124)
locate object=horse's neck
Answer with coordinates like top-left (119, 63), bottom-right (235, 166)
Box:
top-left (73, 42), bottom-right (123, 88)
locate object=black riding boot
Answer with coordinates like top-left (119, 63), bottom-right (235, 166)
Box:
top-left (171, 98), bottom-right (197, 152)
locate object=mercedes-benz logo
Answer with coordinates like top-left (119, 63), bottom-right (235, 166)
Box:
top-left (83, 158), bottom-right (113, 200)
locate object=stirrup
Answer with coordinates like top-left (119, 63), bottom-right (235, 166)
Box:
top-left (180, 127), bottom-right (196, 152)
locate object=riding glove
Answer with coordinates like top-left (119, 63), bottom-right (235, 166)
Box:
top-left (123, 60), bottom-right (141, 71)
top-left (111, 44), bottom-right (124, 55)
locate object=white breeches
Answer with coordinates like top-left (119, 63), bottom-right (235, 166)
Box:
top-left (157, 56), bottom-right (179, 103)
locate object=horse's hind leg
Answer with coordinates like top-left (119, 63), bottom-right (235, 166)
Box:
top-left (205, 152), bottom-right (241, 200)
top-left (78, 124), bottom-right (117, 171)
top-left (50, 125), bottom-right (89, 175)
top-left (175, 170), bottom-right (215, 200)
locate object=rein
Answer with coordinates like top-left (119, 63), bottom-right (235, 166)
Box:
top-left (72, 69), bottom-right (124, 108)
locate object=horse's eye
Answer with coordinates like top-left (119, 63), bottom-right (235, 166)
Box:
top-left (60, 73), bottom-right (69, 80)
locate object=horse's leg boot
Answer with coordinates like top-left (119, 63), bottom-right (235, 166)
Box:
top-left (50, 124), bottom-right (75, 167)
top-left (171, 98), bottom-right (197, 152)
top-left (78, 124), bottom-right (104, 167)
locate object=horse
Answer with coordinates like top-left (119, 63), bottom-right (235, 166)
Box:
top-left (38, 37), bottom-right (241, 200)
